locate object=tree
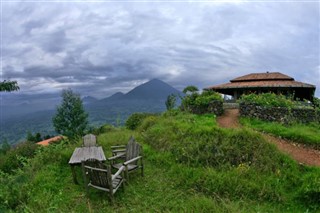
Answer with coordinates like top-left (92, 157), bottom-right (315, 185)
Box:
top-left (165, 94), bottom-right (176, 110)
top-left (26, 131), bottom-right (36, 142)
top-left (0, 80), bottom-right (19, 92)
top-left (181, 85), bottom-right (199, 111)
top-left (52, 89), bottom-right (88, 141)
top-left (34, 133), bottom-right (42, 142)
top-left (182, 85), bottom-right (199, 94)
top-left (0, 138), bottom-right (11, 155)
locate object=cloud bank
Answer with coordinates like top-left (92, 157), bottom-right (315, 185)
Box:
top-left (2, 1), bottom-right (319, 98)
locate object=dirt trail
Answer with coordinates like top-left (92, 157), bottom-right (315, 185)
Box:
top-left (217, 109), bottom-right (240, 129)
top-left (217, 109), bottom-right (320, 167)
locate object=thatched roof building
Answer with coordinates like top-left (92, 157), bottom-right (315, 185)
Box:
top-left (205, 72), bottom-right (316, 100)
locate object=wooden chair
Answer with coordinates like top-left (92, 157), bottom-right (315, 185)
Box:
top-left (81, 158), bottom-right (125, 201)
top-left (110, 145), bottom-right (126, 159)
top-left (83, 134), bottom-right (97, 147)
top-left (108, 136), bottom-right (144, 182)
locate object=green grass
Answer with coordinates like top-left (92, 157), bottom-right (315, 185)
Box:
top-left (0, 112), bottom-right (319, 212)
top-left (240, 117), bottom-right (320, 148)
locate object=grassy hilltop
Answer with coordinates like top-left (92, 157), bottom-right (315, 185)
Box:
top-left (0, 111), bottom-right (319, 212)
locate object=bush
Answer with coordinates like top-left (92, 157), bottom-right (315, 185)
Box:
top-left (126, 113), bottom-right (158, 130)
top-left (89, 124), bottom-right (116, 135)
top-left (181, 89), bottom-right (223, 114)
top-left (0, 142), bottom-right (38, 174)
top-left (239, 93), bottom-right (294, 108)
top-left (138, 116), bottom-right (159, 132)
top-left (314, 97), bottom-right (320, 109)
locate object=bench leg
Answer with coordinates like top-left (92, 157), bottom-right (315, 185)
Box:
top-left (70, 165), bottom-right (78, 184)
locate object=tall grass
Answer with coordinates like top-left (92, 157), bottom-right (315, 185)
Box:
top-left (0, 112), bottom-right (319, 212)
top-left (240, 117), bottom-right (320, 148)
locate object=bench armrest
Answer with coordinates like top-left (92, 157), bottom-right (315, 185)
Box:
top-left (111, 145), bottom-right (126, 149)
top-left (108, 153), bottom-right (126, 161)
top-left (123, 156), bottom-right (142, 166)
top-left (112, 165), bottom-right (125, 181)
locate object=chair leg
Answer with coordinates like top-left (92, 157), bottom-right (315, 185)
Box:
top-left (109, 191), bottom-right (113, 203)
top-left (125, 166), bottom-right (129, 183)
top-left (85, 185), bottom-right (89, 197)
top-left (141, 159), bottom-right (144, 177)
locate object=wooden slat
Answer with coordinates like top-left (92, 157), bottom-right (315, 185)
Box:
top-left (83, 134), bottom-right (97, 147)
top-left (69, 146), bottom-right (106, 164)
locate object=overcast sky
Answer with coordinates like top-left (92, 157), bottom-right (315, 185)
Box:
top-left (1, 0), bottom-right (319, 98)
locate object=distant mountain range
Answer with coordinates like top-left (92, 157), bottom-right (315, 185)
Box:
top-left (1, 79), bottom-right (183, 145)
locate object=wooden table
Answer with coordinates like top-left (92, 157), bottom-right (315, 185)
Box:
top-left (68, 146), bottom-right (106, 184)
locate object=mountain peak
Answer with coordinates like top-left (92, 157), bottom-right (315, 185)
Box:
top-left (107, 92), bottom-right (124, 101)
top-left (124, 79), bottom-right (182, 100)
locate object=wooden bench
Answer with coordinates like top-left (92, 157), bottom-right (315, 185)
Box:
top-left (69, 146), bottom-right (106, 184)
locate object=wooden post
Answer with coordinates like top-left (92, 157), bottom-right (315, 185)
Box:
top-left (107, 166), bottom-right (113, 202)
top-left (125, 166), bottom-right (129, 183)
top-left (70, 165), bottom-right (79, 184)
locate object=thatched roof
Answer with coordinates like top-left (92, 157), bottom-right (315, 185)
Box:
top-left (230, 72), bottom-right (294, 82)
top-left (206, 72), bottom-right (315, 90)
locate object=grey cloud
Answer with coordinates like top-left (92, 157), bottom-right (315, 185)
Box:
top-left (2, 2), bottom-right (319, 98)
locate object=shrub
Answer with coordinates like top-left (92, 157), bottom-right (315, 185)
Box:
top-left (126, 113), bottom-right (158, 130)
top-left (194, 90), bottom-right (223, 107)
top-left (0, 142), bottom-right (38, 173)
top-left (89, 124), bottom-right (116, 135)
top-left (239, 93), bottom-right (294, 108)
top-left (181, 89), bottom-right (223, 114)
top-left (138, 116), bottom-right (159, 132)
top-left (314, 97), bottom-right (320, 109)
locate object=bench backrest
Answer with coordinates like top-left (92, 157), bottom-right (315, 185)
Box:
top-left (83, 134), bottom-right (97, 147)
top-left (125, 136), bottom-right (142, 164)
top-left (82, 158), bottom-right (111, 188)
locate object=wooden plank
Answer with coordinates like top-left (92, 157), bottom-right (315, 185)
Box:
top-left (83, 134), bottom-right (97, 147)
top-left (69, 146), bottom-right (106, 165)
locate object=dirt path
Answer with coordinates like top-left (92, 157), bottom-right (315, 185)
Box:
top-left (217, 109), bottom-right (240, 129)
top-left (217, 109), bottom-right (320, 167)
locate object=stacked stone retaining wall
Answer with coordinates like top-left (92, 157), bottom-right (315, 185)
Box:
top-left (188, 100), bottom-right (224, 116)
top-left (240, 103), bottom-right (320, 124)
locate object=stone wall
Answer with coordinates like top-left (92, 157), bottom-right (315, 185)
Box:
top-left (240, 103), bottom-right (320, 124)
top-left (188, 100), bottom-right (224, 116)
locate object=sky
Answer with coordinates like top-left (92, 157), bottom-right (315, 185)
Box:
top-left (1, 0), bottom-right (320, 99)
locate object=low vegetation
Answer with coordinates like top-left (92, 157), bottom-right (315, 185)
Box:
top-left (239, 92), bottom-right (315, 108)
top-left (0, 111), bottom-right (319, 212)
top-left (240, 117), bottom-right (320, 148)
top-left (239, 92), bottom-right (292, 107)
top-left (181, 86), bottom-right (223, 113)
top-left (125, 112), bottom-right (159, 130)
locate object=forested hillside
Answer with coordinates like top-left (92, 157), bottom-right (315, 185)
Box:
top-left (1, 79), bottom-right (181, 145)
